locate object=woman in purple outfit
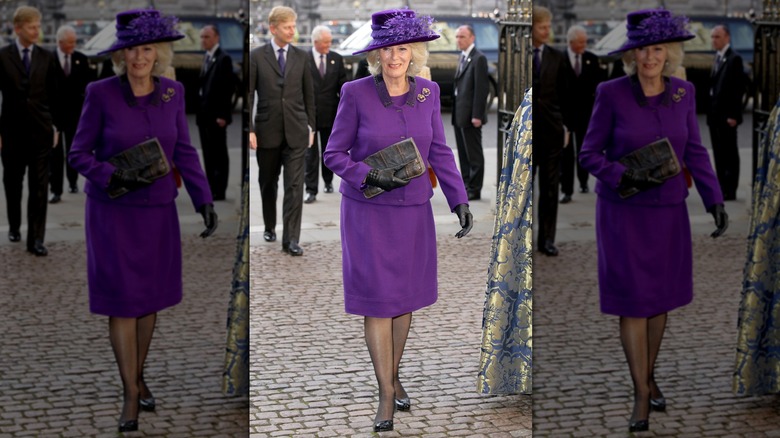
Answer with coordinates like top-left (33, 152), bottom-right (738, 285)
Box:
top-left (323, 9), bottom-right (472, 433)
top-left (68, 9), bottom-right (217, 433)
top-left (579, 9), bottom-right (728, 433)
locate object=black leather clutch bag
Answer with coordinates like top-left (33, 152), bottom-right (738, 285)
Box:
top-left (107, 137), bottom-right (171, 199)
top-left (362, 138), bottom-right (426, 199)
top-left (618, 137), bottom-right (681, 198)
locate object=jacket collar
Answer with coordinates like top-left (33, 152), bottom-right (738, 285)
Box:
top-left (629, 74), bottom-right (671, 107)
top-left (374, 74), bottom-right (417, 108)
top-left (120, 74), bottom-right (163, 107)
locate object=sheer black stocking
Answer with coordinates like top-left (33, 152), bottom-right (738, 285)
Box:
top-left (109, 317), bottom-right (140, 424)
top-left (365, 317), bottom-right (396, 424)
top-left (647, 312), bottom-right (667, 400)
top-left (619, 316), bottom-right (650, 423)
top-left (137, 313), bottom-right (157, 400)
top-left (392, 313), bottom-right (412, 400)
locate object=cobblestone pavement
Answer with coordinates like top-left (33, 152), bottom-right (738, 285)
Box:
top-left (0, 115), bottom-right (248, 437)
top-left (249, 236), bottom-right (532, 437)
top-left (533, 234), bottom-right (780, 437)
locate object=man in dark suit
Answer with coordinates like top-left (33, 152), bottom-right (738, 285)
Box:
top-left (49, 24), bottom-right (94, 203)
top-left (197, 24), bottom-right (235, 201)
top-left (0, 6), bottom-right (60, 256)
top-left (559, 25), bottom-right (606, 203)
top-left (707, 24), bottom-right (744, 201)
top-left (452, 25), bottom-right (489, 201)
top-left (303, 25), bottom-right (346, 204)
top-left (532, 6), bottom-right (572, 256)
top-left (249, 6), bottom-right (315, 256)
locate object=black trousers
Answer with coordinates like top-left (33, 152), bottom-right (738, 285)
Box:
top-left (2, 142), bottom-right (49, 246)
top-left (560, 129), bottom-right (590, 196)
top-left (198, 122), bottom-right (230, 199)
top-left (49, 128), bottom-right (79, 195)
top-left (304, 127), bottom-right (334, 194)
top-left (257, 141), bottom-right (305, 245)
top-left (533, 147), bottom-right (561, 247)
top-left (708, 123), bottom-right (740, 199)
top-left (454, 124), bottom-right (484, 193)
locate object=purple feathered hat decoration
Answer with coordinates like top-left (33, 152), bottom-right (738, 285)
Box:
top-left (353, 9), bottom-right (440, 55)
top-left (609, 9), bottom-right (695, 55)
top-left (98, 9), bottom-right (185, 55)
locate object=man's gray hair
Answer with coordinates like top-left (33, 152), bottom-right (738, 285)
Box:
top-left (56, 24), bottom-right (76, 42)
top-left (567, 25), bottom-right (587, 42)
top-left (311, 25), bottom-right (332, 42)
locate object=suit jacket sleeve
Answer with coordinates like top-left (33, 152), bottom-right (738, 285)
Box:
top-left (681, 85), bottom-right (723, 209)
top-left (472, 53), bottom-right (489, 122)
top-left (578, 82), bottom-right (627, 189)
top-left (303, 54), bottom-right (316, 129)
top-left (68, 82), bottom-right (115, 188)
top-left (215, 53), bottom-right (235, 123)
top-left (427, 82), bottom-right (469, 210)
top-left (322, 82), bottom-right (373, 189)
top-left (249, 49), bottom-right (258, 133)
top-left (170, 81), bottom-right (213, 210)
top-left (725, 54), bottom-right (745, 123)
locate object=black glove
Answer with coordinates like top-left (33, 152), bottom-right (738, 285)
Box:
top-left (708, 203), bottom-right (728, 238)
top-left (454, 204), bottom-right (473, 238)
top-left (199, 203), bottom-right (218, 238)
top-left (111, 168), bottom-right (152, 191)
top-left (620, 168), bottom-right (663, 191)
top-left (365, 168), bottom-right (410, 192)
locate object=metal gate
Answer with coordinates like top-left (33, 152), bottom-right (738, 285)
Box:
top-left (496, 0), bottom-right (532, 181)
top-left (752, 2), bottom-right (780, 180)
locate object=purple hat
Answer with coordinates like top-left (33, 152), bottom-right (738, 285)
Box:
top-left (352, 9), bottom-right (440, 55)
top-left (608, 9), bottom-right (695, 55)
top-left (98, 9), bottom-right (185, 55)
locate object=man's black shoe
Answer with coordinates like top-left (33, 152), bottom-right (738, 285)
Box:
top-left (263, 230), bottom-right (276, 242)
top-left (560, 194), bottom-right (572, 204)
top-left (8, 231), bottom-right (21, 242)
top-left (283, 241), bottom-right (304, 256)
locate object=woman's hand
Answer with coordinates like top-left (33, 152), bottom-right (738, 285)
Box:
top-left (620, 168), bottom-right (663, 191)
top-left (199, 203), bottom-right (218, 238)
top-left (111, 168), bottom-right (152, 191)
top-left (709, 204), bottom-right (728, 238)
top-left (453, 204), bottom-right (473, 238)
top-left (365, 168), bottom-right (409, 192)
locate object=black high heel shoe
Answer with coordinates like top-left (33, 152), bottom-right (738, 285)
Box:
top-left (394, 397), bottom-right (411, 412)
top-left (139, 396), bottom-right (156, 412)
top-left (650, 396), bottom-right (666, 412)
top-left (118, 419), bottom-right (138, 432)
top-left (373, 419), bottom-right (393, 432)
top-left (628, 419), bottom-right (649, 432)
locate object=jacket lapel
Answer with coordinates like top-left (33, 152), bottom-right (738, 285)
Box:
top-left (263, 44), bottom-right (283, 77)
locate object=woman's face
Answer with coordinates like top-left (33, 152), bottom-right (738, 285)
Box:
top-left (123, 44), bottom-right (157, 80)
top-left (634, 44), bottom-right (667, 81)
top-left (379, 44), bottom-right (412, 80)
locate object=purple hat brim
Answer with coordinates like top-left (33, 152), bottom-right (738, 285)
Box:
top-left (608, 34), bottom-right (695, 55)
top-left (353, 34), bottom-right (439, 55)
top-left (97, 33), bottom-right (185, 56)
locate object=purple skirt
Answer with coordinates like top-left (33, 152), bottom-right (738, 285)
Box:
top-left (340, 196), bottom-right (437, 318)
top-left (595, 197), bottom-right (693, 318)
top-left (85, 198), bottom-right (182, 317)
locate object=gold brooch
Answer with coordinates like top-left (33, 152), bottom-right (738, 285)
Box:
top-left (417, 87), bottom-right (431, 102)
top-left (161, 87), bottom-right (175, 103)
top-left (672, 87), bottom-right (686, 103)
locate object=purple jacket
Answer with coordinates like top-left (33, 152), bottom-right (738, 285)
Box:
top-left (69, 76), bottom-right (212, 210)
top-left (323, 76), bottom-right (467, 211)
top-left (579, 75), bottom-right (723, 208)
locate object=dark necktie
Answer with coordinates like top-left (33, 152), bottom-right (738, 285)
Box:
top-left (712, 54), bottom-right (721, 76)
top-left (533, 48), bottom-right (540, 77)
top-left (22, 48), bottom-right (30, 74)
top-left (458, 53), bottom-right (466, 75)
top-left (277, 48), bottom-right (286, 75)
top-left (64, 53), bottom-right (70, 77)
top-left (574, 54), bottom-right (581, 77)
top-left (319, 53), bottom-right (326, 78)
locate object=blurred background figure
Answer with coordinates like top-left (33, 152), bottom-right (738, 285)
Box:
top-left (304, 25), bottom-right (346, 204)
top-left (49, 24), bottom-right (95, 204)
top-left (197, 24), bottom-right (235, 201)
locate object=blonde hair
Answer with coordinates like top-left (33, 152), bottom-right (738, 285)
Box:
top-left (268, 6), bottom-right (297, 26)
top-left (621, 42), bottom-right (684, 77)
top-left (111, 42), bottom-right (174, 77)
top-left (13, 6), bottom-right (41, 26)
top-left (533, 6), bottom-right (552, 24)
top-left (366, 42), bottom-right (429, 78)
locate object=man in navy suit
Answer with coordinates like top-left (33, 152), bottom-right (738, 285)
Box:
top-left (249, 6), bottom-right (315, 256)
top-left (452, 25), bottom-right (489, 201)
top-left (559, 25), bottom-right (606, 203)
top-left (0, 6), bottom-right (61, 256)
top-left (707, 24), bottom-right (745, 201)
top-left (303, 25), bottom-right (346, 204)
top-left (197, 24), bottom-right (235, 201)
top-left (49, 24), bottom-right (95, 203)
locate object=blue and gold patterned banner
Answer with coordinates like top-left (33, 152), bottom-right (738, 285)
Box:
top-left (477, 89), bottom-right (532, 394)
top-left (223, 168), bottom-right (249, 396)
top-left (733, 98), bottom-right (780, 395)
